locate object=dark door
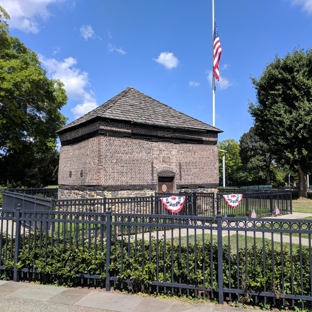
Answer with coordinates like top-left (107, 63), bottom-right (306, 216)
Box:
top-left (158, 176), bottom-right (174, 193)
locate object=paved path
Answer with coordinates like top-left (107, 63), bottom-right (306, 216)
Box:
top-left (2, 212), bottom-right (312, 244)
top-left (0, 280), bottom-right (255, 312)
top-left (134, 213), bottom-right (312, 246)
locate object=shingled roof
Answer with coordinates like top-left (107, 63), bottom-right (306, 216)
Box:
top-left (58, 87), bottom-right (222, 133)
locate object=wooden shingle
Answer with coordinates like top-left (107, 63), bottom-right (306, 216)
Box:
top-left (58, 87), bottom-right (222, 133)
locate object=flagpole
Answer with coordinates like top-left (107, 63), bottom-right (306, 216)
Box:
top-left (212, 0), bottom-right (216, 127)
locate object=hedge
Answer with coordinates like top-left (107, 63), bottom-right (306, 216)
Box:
top-left (1, 232), bottom-right (311, 310)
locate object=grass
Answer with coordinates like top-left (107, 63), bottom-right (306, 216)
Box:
top-left (53, 216), bottom-right (103, 237)
top-left (292, 197), bottom-right (312, 213)
top-left (172, 233), bottom-right (295, 253)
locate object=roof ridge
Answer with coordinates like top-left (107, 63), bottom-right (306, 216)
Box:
top-left (100, 87), bottom-right (132, 112)
top-left (130, 88), bottom-right (219, 129)
top-left (59, 87), bottom-right (133, 130)
top-left (144, 91), bottom-right (209, 126)
top-left (57, 87), bottom-right (222, 134)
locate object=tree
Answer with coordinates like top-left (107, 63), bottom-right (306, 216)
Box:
top-left (218, 139), bottom-right (242, 186)
top-left (249, 48), bottom-right (312, 197)
top-left (239, 127), bottom-right (290, 187)
top-left (239, 127), bottom-right (273, 185)
top-left (0, 6), bottom-right (10, 51)
top-left (0, 6), bottom-right (67, 186)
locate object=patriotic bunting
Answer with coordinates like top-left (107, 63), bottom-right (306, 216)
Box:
top-left (223, 194), bottom-right (243, 209)
top-left (160, 196), bottom-right (186, 214)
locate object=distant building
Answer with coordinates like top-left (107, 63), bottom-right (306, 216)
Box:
top-left (57, 87), bottom-right (222, 199)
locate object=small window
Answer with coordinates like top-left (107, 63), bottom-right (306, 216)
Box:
top-left (158, 176), bottom-right (174, 183)
top-left (80, 170), bottom-right (83, 177)
top-left (69, 171), bottom-right (72, 178)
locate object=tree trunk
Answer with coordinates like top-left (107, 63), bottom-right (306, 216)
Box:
top-left (266, 156), bottom-right (272, 185)
top-left (298, 163), bottom-right (307, 198)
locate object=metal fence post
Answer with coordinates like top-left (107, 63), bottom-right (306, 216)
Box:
top-left (246, 194), bottom-right (249, 216)
top-left (193, 192), bottom-right (197, 215)
top-left (103, 197), bottom-right (107, 213)
top-left (216, 203), bottom-right (224, 304)
top-left (151, 195), bottom-right (154, 214)
top-left (289, 190), bottom-right (292, 214)
top-left (213, 193), bottom-right (216, 215)
top-left (51, 197), bottom-right (55, 211)
top-left (270, 192), bottom-right (273, 215)
top-left (13, 206), bottom-right (21, 282)
top-left (105, 209), bottom-right (112, 291)
top-left (216, 193), bottom-right (220, 216)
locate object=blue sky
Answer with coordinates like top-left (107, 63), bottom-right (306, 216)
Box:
top-left (1, 0), bottom-right (312, 143)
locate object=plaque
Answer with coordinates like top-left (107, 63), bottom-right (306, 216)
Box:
top-left (162, 156), bottom-right (171, 163)
top-left (161, 184), bottom-right (168, 192)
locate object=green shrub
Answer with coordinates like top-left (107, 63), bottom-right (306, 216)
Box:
top-left (292, 189), bottom-right (299, 199)
top-left (0, 231), bottom-right (310, 310)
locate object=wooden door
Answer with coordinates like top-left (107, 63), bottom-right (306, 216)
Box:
top-left (158, 176), bottom-right (174, 193)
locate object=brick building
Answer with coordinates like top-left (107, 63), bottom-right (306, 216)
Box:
top-left (57, 87), bottom-right (222, 199)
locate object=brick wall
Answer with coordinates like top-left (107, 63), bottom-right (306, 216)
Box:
top-left (59, 136), bottom-right (102, 186)
top-left (58, 120), bottom-right (219, 198)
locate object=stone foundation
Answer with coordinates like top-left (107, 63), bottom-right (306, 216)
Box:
top-left (58, 187), bottom-right (218, 200)
top-left (57, 186), bottom-right (218, 215)
top-left (58, 188), bottom-right (156, 200)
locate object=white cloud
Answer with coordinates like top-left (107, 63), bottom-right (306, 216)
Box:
top-left (52, 46), bottom-right (60, 55)
top-left (189, 81), bottom-right (200, 87)
top-left (218, 76), bottom-right (232, 90)
top-left (70, 101), bottom-right (97, 118)
top-left (108, 43), bottom-right (126, 55)
top-left (0, 0), bottom-right (65, 33)
top-left (291, 0), bottom-right (312, 14)
top-left (154, 52), bottom-right (179, 70)
top-left (39, 55), bottom-right (97, 118)
top-left (207, 70), bottom-right (232, 90)
top-left (80, 25), bottom-right (95, 40)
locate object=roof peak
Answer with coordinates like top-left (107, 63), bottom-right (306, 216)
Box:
top-left (58, 87), bottom-right (222, 134)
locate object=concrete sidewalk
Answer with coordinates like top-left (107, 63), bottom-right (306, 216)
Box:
top-left (0, 280), bottom-right (256, 312)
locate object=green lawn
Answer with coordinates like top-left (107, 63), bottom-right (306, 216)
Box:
top-left (292, 197), bottom-right (312, 213)
top-left (173, 233), bottom-right (294, 253)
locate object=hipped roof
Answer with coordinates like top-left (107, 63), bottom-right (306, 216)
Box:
top-left (58, 87), bottom-right (222, 134)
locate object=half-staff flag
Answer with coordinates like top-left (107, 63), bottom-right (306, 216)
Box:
top-left (213, 21), bottom-right (222, 81)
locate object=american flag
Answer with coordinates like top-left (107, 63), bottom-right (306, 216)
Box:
top-left (213, 21), bottom-right (222, 81)
top-left (251, 209), bottom-right (257, 218)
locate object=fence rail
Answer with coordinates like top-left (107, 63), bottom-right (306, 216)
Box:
top-left (0, 208), bottom-right (310, 309)
top-left (2, 191), bottom-right (53, 211)
top-left (4, 188), bottom-right (58, 198)
top-left (2, 189), bottom-right (292, 218)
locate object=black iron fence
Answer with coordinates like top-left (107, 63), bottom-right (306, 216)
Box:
top-left (2, 191), bottom-right (53, 211)
top-left (0, 208), bottom-right (311, 309)
top-left (217, 190), bottom-right (292, 217)
top-left (4, 188), bottom-right (58, 198)
top-left (2, 189), bottom-right (292, 218)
